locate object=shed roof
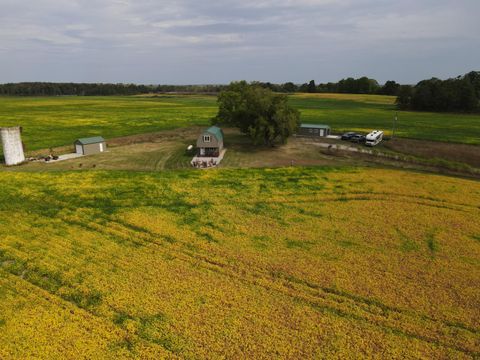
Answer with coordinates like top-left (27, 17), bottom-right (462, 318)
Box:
top-left (205, 126), bottom-right (224, 141)
top-left (75, 136), bottom-right (105, 145)
top-left (300, 123), bottom-right (331, 129)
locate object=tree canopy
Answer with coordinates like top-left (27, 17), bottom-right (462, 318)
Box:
top-left (378, 80), bottom-right (401, 96)
top-left (214, 81), bottom-right (300, 146)
top-left (0, 82), bottom-right (227, 96)
top-left (396, 72), bottom-right (480, 112)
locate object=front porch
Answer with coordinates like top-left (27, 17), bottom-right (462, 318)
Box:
top-left (197, 147), bottom-right (220, 157)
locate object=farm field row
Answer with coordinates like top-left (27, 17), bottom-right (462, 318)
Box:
top-left (0, 94), bottom-right (479, 153)
top-left (0, 167), bottom-right (479, 358)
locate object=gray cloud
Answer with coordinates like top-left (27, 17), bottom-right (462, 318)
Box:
top-left (0, 0), bottom-right (478, 84)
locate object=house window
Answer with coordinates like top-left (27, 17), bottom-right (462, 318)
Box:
top-left (308, 129), bottom-right (313, 133)
top-left (203, 135), bottom-right (211, 143)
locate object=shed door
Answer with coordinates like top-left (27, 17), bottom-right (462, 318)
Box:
top-left (320, 129), bottom-right (325, 137)
top-left (75, 144), bottom-right (83, 155)
top-left (99, 143), bottom-right (104, 152)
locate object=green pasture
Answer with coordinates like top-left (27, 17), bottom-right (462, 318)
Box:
top-left (0, 93), bottom-right (479, 153)
top-left (0, 95), bottom-right (217, 151)
top-left (290, 94), bottom-right (480, 145)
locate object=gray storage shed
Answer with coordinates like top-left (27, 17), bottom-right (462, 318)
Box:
top-left (298, 124), bottom-right (331, 137)
top-left (74, 136), bottom-right (107, 155)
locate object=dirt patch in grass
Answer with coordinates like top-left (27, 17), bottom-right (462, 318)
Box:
top-left (384, 138), bottom-right (480, 168)
top-left (107, 127), bottom-right (203, 147)
top-left (220, 135), bottom-right (342, 168)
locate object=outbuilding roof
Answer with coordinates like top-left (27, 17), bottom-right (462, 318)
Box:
top-left (205, 126), bottom-right (224, 141)
top-left (300, 123), bottom-right (331, 129)
top-left (75, 136), bottom-right (105, 145)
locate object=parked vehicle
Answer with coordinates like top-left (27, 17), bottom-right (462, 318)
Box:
top-left (341, 132), bottom-right (357, 140)
top-left (350, 134), bottom-right (366, 143)
top-left (365, 130), bottom-right (384, 147)
top-left (341, 132), bottom-right (366, 143)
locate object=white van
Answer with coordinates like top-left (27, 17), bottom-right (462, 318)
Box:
top-left (365, 130), bottom-right (384, 147)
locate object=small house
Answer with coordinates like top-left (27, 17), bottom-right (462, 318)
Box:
top-left (298, 124), bottom-right (331, 137)
top-left (196, 126), bottom-right (224, 157)
top-left (74, 136), bottom-right (107, 155)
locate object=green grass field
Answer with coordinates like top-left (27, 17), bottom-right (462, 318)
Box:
top-left (290, 94), bottom-right (480, 144)
top-left (0, 95), bottom-right (217, 151)
top-left (1, 93), bottom-right (479, 153)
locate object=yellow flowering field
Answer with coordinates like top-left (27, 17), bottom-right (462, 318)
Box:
top-left (0, 167), bottom-right (479, 359)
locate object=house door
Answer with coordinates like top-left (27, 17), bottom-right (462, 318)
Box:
top-left (320, 129), bottom-right (324, 137)
top-left (99, 143), bottom-right (104, 152)
top-left (200, 148), bottom-right (205, 156)
top-left (75, 144), bottom-right (83, 155)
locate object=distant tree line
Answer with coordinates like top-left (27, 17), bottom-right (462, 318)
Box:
top-left (252, 78), bottom-right (401, 96)
top-left (396, 71), bottom-right (480, 112)
top-left (256, 72), bottom-right (480, 112)
top-left (1, 71), bottom-right (478, 112)
top-left (0, 82), bottom-right (227, 96)
top-left (0, 78), bottom-right (402, 97)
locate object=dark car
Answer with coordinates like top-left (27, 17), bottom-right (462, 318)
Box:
top-left (341, 132), bottom-right (357, 140)
top-left (350, 134), bottom-right (366, 143)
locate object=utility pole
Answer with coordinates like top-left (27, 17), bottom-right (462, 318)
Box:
top-left (392, 112), bottom-right (398, 139)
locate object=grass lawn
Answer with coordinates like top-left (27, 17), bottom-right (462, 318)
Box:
top-left (0, 93), bottom-right (479, 154)
top-left (1, 128), bottom-right (349, 172)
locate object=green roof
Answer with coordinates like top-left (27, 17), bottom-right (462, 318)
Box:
top-left (205, 126), bottom-right (224, 141)
top-left (75, 136), bottom-right (105, 145)
top-left (300, 123), bottom-right (330, 129)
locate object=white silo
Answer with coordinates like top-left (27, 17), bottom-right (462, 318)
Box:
top-left (1, 126), bottom-right (25, 166)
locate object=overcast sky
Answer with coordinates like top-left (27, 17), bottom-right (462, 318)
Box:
top-left (0, 0), bottom-right (479, 84)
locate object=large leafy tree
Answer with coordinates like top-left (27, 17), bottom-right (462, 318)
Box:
top-left (400, 74), bottom-right (479, 112)
top-left (465, 71), bottom-right (480, 98)
top-left (214, 81), bottom-right (301, 146)
top-left (396, 85), bottom-right (413, 110)
top-left (281, 82), bottom-right (297, 93)
top-left (379, 80), bottom-right (400, 96)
